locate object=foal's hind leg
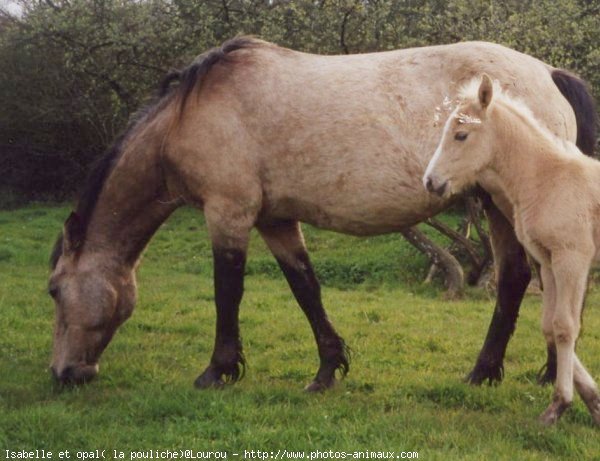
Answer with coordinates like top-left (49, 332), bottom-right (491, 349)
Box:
top-left (258, 221), bottom-right (350, 392)
top-left (573, 355), bottom-right (600, 425)
top-left (467, 200), bottom-right (533, 385)
top-left (194, 197), bottom-right (256, 389)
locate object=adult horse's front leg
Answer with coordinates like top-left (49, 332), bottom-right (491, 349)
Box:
top-left (466, 198), bottom-right (541, 385)
top-left (194, 246), bottom-right (247, 388)
top-left (258, 221), bottom-right (350, 392)
top-left (195, 199), bottom-right (254, 388)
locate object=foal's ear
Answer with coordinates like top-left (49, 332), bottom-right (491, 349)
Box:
top-left (478, 74), bottom-right (493, 109)
top-left (63, 211), bottom-right (85, 253)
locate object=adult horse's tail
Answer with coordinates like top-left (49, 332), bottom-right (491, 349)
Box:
top-left (551, 69), bottom-right (598, 156)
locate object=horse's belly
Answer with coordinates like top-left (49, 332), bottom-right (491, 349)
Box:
top-left (262, 186), bottom-right (447, 235)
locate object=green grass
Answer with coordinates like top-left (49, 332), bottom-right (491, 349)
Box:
top-left (1, 205), bottom-right (600, 460)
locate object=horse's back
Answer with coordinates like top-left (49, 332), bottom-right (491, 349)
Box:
top-left (167, 40), bottom-right (577, 234)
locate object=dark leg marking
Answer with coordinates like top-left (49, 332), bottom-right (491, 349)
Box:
top-left (195, 248), bottom-right (246, 389)
top-left (466, 195), bottom-right (536, 385)
top-left (537, 345), bottom-right (557, 385)
top-left (277, 252), bottom-right (350, 392)
top-left (467, 254), bottom-right (531, 385)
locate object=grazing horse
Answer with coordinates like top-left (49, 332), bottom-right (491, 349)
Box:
top-left (423, 75), bottom-right (600, 426)
top-left (48, 37), bottom-right (597, 391)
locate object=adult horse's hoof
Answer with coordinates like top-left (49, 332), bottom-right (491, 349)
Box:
top-left (539, 400), bottom-right (570, 426)
top-left (194, 367), bottom-right (226, 389)
top-left (465, 362), bottom-right (504, 386)
top-left (304, 378), bottom-right (335, 393)
top-left (194, 355), bottom-right (246, 389)
top-left (304, 343), bottom-right (350, 392)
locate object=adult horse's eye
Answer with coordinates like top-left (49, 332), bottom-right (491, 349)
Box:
top-left (455, 131), bottom-right (469, 141)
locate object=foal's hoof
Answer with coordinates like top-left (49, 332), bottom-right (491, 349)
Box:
top-left (539, 401), bottom-right (570, 426)
top-left (589, 402), bottom-right (600, 427)
top-left (581, 392), bottom-right (600, 426)
top-left (304, 378), bottom-right (335, 393)
top-left (194, 367), bottom-right (225, 389)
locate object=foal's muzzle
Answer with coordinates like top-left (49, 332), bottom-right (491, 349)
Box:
top-left (424, 176), bottom-right (448, 197)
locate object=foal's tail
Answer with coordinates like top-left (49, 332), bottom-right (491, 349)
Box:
top-left (551, 69), bottom-right (598, 156)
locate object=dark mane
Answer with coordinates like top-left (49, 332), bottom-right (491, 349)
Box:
top-left (50, 75), bottom-right (176, 269)
top-left (50, 36), bottom-right (261, 269)
top-left (175, 36), bottom-right (260, 116)
top-left (50, 132), bottom-right (128, 269)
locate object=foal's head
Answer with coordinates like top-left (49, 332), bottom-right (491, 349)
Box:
top-left (49, 215), bottom-right (137, 385)
top-left (423, 74), bottom-right (496, 198)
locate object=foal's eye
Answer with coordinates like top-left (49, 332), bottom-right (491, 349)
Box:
top-left (454, 131), bottom-right (469, 141)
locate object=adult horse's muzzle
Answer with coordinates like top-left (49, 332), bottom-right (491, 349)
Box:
top-left (423, 174), bottom-right (448, 197)
top-left (51, 363), bottom-right (99, 386)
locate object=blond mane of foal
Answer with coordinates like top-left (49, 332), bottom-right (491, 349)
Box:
top-left (458, 77), bottom-right (582, 159)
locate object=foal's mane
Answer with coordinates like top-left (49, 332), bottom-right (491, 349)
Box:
top-left (458, 77), bottom-right (582, 159)
top-left (50, 36), bottom-right (261, 268)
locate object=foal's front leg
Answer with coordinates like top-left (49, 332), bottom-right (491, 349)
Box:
top-left (539, 265), bottom-right (558, 386)
top-left (539, 254), bottom-right (590, 425)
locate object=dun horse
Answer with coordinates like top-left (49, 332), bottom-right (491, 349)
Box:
top-left (49, 37), bottom-right (597, 391)
top-left (424, 75), bottom-right (600, 426)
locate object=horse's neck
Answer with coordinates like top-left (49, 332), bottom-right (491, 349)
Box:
top-left (487, 106), bottom-right (569, 209)
top-left (84, 136), bottom-right (181, 267)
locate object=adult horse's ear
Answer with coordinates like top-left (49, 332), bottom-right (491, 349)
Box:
top-left (478, 74), bottom-right (493, 109)
top-left (63, 211), bottom-right (85, 253)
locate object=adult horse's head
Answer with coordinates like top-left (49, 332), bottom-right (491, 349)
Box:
top-left (46, 57), bottom-right (187, 385)
top-left (48, 212), bottom-right (137, 385)
top-left (423, 74), bottom-right (496, 198)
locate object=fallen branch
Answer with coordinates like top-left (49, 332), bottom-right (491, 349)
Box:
top-left (401, 226), bottom-right (464, 298)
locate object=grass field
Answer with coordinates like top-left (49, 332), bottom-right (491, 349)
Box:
top-left (1, 204), bottom-right (600, 460)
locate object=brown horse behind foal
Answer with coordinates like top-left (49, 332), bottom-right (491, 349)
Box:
top-left (424, 75), bottom-right (600, 426)
top-left (48, 37), bottom-right (597, 392)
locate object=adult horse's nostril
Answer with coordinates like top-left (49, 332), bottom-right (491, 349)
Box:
top-left (53, 364), bottom-right (98, 385)
top-left (60, 366), bottom-right (75, 384)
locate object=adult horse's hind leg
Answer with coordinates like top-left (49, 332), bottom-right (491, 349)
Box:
top-left (194, 197), bottom-right (256, 388)
top-left (467, 198), bottom-right (536, 385)
top-left (258, 221), bottom-right (350, 392)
